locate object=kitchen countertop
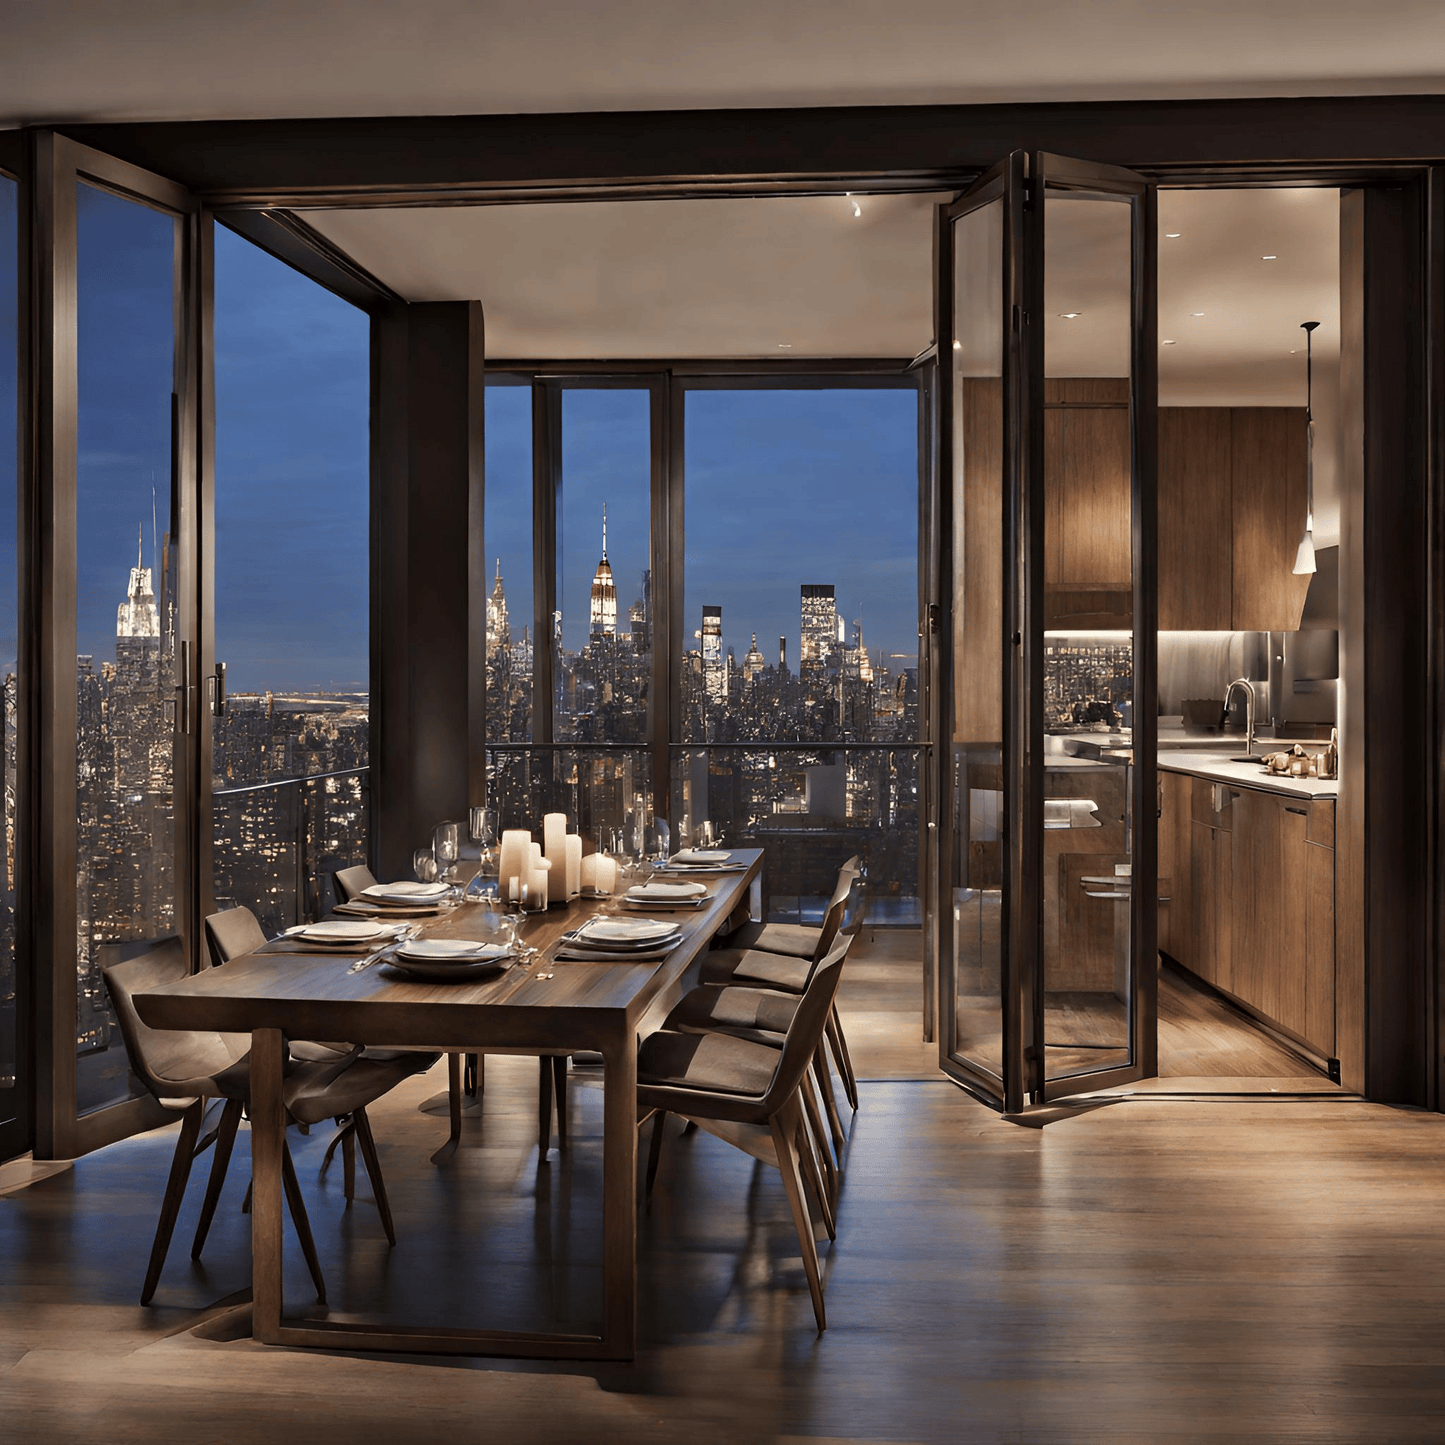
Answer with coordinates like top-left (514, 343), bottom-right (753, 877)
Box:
top-left (1158, 750), bottom-right (1338, 800)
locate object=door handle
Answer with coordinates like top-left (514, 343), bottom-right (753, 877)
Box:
top-left (177, 641), bottom-right (195, 735)
top-left (208, 660), bottom-right (227, 717)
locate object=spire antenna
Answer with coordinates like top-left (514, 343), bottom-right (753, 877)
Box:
top-left (602, 504), bottom-right (608, 560)
top-left (137, 524), bottom-right (143, 572)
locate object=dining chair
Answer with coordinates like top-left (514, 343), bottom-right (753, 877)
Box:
top-left (636, 936), bottom-right (853, 1334)
top-left (204, 906), bottom-right (438, 1187)
top-left (102, 935), bottom-right (418, 1304)
top-left (699, 858), bottom-right (863, 1120)
top-left (332, 870), bottom-right (570, 1163)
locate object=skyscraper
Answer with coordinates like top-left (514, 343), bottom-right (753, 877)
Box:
top-left (588, 506), bottom-right (618, 639)
top-left (800, 584), bottom-right (837, 679)
top-left (486, 557), bottom-right (510, 657)
top-left (701, 605), bottom-right (724, 703)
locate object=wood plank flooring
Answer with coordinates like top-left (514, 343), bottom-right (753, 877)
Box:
top-left (6, 932), bottom-right (1435, 1443)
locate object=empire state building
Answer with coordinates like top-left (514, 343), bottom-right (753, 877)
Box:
top-left (589, 506), bottom-right (618, 640)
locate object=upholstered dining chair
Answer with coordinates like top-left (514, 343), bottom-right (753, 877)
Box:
top-left (698, 857), bottom-right (863, 1133)
top-left (103, 935), bottom-right (419, 1304)
top-left (636, 935), bottom-right (853, 1334)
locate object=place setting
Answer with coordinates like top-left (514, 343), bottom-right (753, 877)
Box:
top-left (619, 878), bottom-right (710, 909)
top-left (334, 879), bottom-right (457, 919)
top-left (258, 918), bottom-right (414, 956)
top-left (553, 915), bottom-right (685, 962)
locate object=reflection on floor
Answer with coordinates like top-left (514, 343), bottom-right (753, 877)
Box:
top-left (2, 1054), bottom-right (1439, 1441)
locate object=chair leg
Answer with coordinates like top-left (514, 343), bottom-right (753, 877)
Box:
top-left (141, 1099), bottom-right (205, 1305)
top-left (799, 1074), bottom-right (838, 1209)
top-left (430, 1053), bottom-right (465, 1167)
top-left (537, 1055), bottom-right (554, 1157)
top-left (552, 1055), bottom-right (569, 1147)
top-left (191, 1098), bottom-right (243, 1259)
top-left (351, 1107), bottom-right (396, 1248)
top-left (813, 1043), bottom-right (846, 1153)
top-left (342, 1126), bottom-right (356, 1201)
top-left (644, 1110), bottom-right (668, 1200)
top-left (792, 1095), bottom-right (836, 1241)
top-left (320, 1117), bottom-right (355, 1179)
top-left (827, 1005), bottom-right (859, 1111)
top-left (770, 1098), bottom-right (827, 1334)
top-left (280, 1139), bottom-right (327, 1304)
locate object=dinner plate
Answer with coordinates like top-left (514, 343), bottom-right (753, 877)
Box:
top-left (671, 849), bottom-right (731, 864)
top-left (577, 917), bottom-right (680, 944)
top-left (291, 919), bottom-right (392, 945)
top-left (362, 881), bottom-right (453, 905)
top-left (622, 895), bottom-right (705, 909)
top-left (382, 955), bottom-right (511, 982)
top-left (394, 939), bottom-right (512, 964)
top-left (626, 880), bottom-right (707, 900)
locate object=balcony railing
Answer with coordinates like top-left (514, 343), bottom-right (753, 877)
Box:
top-left (485, 743), bottom-right (923, 927)
top-left (212, 767), bottom-right (369, 936)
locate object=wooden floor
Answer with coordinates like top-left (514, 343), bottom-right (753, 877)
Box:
top-left (4, 936), bottom-right (1439, 1442)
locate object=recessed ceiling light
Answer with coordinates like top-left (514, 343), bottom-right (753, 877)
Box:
top-left (1190, 312), bottom-right (1205, 317)
top-left (1162, 339), bottom-right (1178, 346)
top-left (1058, 312), bottom-right (1082, 319)
top-left (778, 343), bottom-right (792, 349)
top-left (952, 340), bottom-right (962, 350)
top-left (1165, 232), bottom-right (1182, 238)
top-left (1262, 254), bottom-right (1278, 260)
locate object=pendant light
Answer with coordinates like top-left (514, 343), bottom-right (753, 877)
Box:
top-left (1292, 320), bottom-right (1321, 575)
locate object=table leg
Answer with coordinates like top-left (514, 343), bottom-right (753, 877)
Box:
top-left (600, 1026), bottom-right (637, 1360)
top-left (250, 1026), bottom-right (287, 1343)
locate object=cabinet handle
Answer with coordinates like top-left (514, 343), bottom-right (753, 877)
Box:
top-left (1285, 806), bottom-right (1308, 817)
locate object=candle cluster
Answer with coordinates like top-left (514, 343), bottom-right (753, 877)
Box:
top-left (498, 814), bottom-right (607, 907)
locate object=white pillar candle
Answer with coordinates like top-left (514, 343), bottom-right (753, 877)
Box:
top-left (564, 834), bottom-right (582, 899)
top-left (594, 854), bottom-right (617, 895)
top-left (529, 845), bottom-right (551, 909)
top-left (543, 812), bottom-right (568, 874)
top-left (499, 829), bottom-right (532, 903)
top-left (580, 853), bottom-right (599, 892)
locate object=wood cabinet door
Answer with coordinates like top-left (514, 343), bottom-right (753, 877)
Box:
top-left (1158, 408), bottom-right (1231, 630)
top-left (1191, 819), bottom-right (1231, 988)
top-left (1275, 803), bottom-right (1312, 1041)
top-left (1304, 837), bottom-right (1336, 1056)
top-left (1158, 770), bottom-right (1193, 961)
top-left (1231, 407), bottom-right (1311, 632)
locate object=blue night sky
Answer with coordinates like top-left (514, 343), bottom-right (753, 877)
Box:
top-left (53, 187), bottom-right (918, 694)
top-left (486, 386), bottom-right (919, 671)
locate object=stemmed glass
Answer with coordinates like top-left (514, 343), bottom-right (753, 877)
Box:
top-left (413, 847), bottom-right (439, 884)
top-left (465, 806), bottom-right (500, 905)
top-left (433, 821), bottom-right (461, 895)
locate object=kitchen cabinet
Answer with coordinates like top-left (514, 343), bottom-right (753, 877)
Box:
top-left (1158, 406), bottom-right (1311, 632)
top-left (1160, 769), bottom-right (1335, 1059)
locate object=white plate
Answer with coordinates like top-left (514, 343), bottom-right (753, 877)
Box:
top-left (395, 939), bottom-right (512, 964)
top-left (293, 920), bottom-right (391, 944)
top-left (627, 881), bottom-right (707, 900)
top-left (671, 849), bottom-right (730, 864)
top-left (577, 917), bottom-right (680, 944)
top-left (362, 881), bottom-right (452, 903)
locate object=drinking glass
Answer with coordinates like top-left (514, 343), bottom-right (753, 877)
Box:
top-left (433, 821), bottom-right (461, 889)
top-left (649, 819), bottom-right (671, 866)
top-left (469, 806), bottom-right (498, 849)
top-left (413, 847), bottom-right (438, 884)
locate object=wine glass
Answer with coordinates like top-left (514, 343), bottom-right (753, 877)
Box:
top-left (433, 821), bottom-right (461, 893)
top-left (649, 819), bottom-right (671, 867)
top-left (413, 847), bottom-right (438, 884)
top-left (465, 807), bottom-right (500, 905)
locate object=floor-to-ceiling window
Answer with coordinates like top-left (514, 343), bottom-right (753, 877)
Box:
top-left (679, 383), bottom-right (921, 921)
top-left (0, 169), bottom-right (21, 1155)
top-left (210, 224), bottom-right (370, 932)
top-left (73, 182), bottom-right (179, 1114)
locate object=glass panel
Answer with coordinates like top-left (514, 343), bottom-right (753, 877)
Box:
top-left (1041, 192), bottom-right (1135, 1081)
top-left (681, 386), bottom-right (920, 921)
top-left (487, 746), bottom-right (649, 849)
top-left (950, 196), bottom-right (1007, 1081)
top-left (211, 225), bottom-right (370, 929)
top-left (485, 382), bottom-right (533, 743)
top-left (556, 389), bottom-right (651, 745)
top-left (0, 174), bottom-right (19, 1139)
top-left (74, 183), bottom-right (177, 1114)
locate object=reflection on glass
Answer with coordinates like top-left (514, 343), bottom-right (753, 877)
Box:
top-left (486, 746), bottom-right (650, 853)
top-left (0, 174), bottom-right (18, 1125)
top-left (1041, 191), bottom-right (1135, 1081)
top-left (556, 390), bottom-right (651, 745)
top-left (212, 225), bottom-right (370, 932)
top-left (75, 183), bottom-right (177, 1114)
top-left (950, 197), bottom-right (1007, 1081)
top-left (485, 383), bottom-right (533, 742)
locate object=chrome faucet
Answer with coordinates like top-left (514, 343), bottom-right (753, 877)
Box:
top-left (1223, 677), bottom-right (1257, 754)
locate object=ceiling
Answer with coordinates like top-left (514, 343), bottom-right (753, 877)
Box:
top-left (3, 0), bottom-right (1445, 127)
top-left (302, 188), bottom-right (1339, 403)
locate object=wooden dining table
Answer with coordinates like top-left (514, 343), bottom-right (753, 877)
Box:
top-left (133, 848), bottom-right (763, 1360)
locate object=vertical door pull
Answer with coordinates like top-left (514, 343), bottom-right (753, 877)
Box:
top-left (209, 660), bottom-right (227, 717)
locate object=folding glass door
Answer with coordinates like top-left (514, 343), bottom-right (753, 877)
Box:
top-left (938, 153), bottom-right (1158, 1110)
